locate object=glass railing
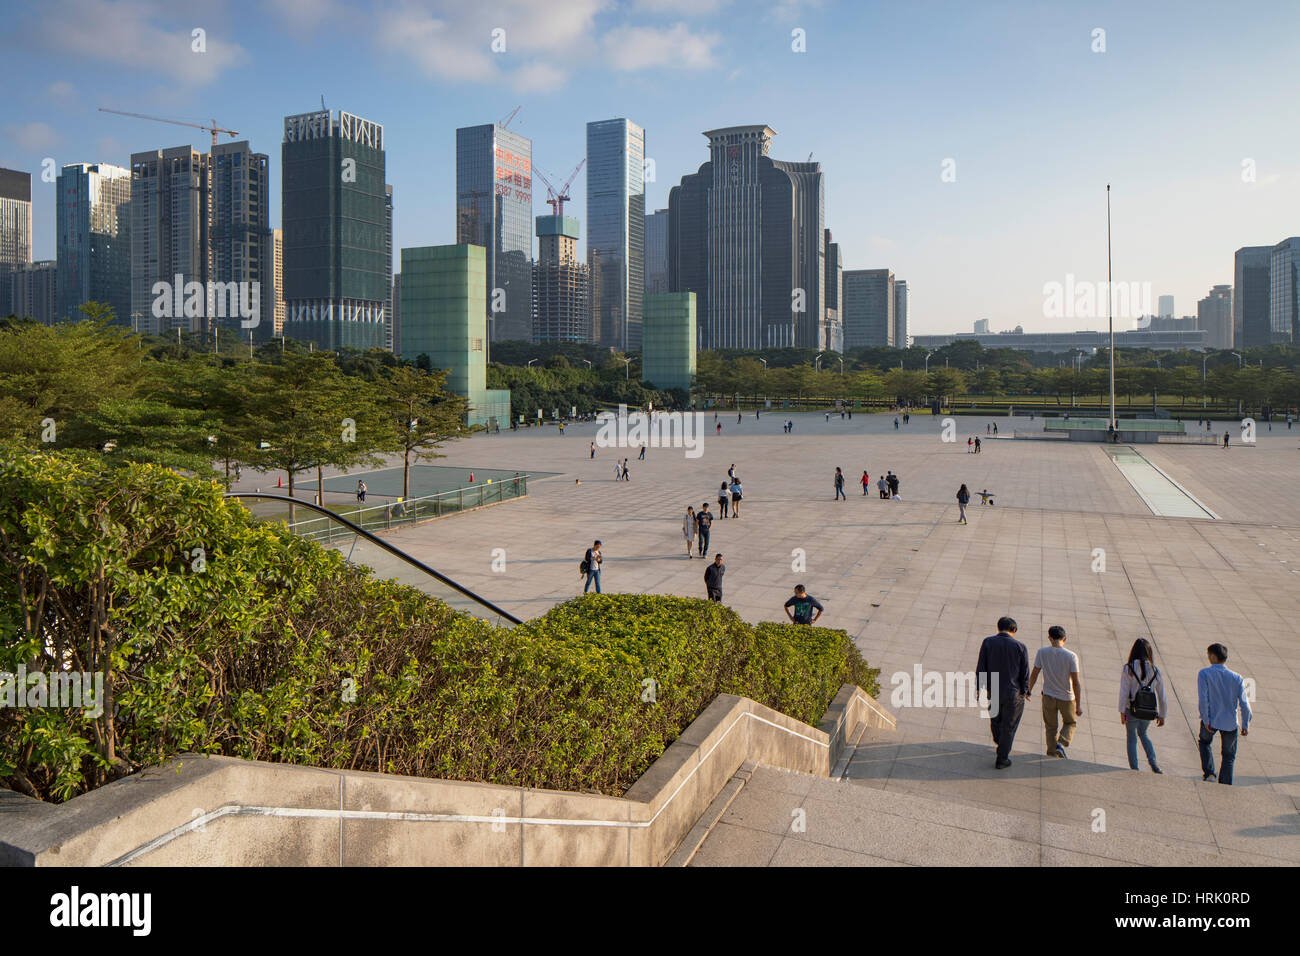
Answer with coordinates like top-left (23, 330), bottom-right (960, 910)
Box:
top-left (227, 492), bottom-right (522, 628)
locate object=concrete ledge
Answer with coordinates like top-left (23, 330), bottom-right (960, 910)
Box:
top-left (0, 684), bottom-right (892, 867)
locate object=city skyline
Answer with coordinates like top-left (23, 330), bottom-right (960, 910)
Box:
top-left (3, 0), bottom-right (1300, 337)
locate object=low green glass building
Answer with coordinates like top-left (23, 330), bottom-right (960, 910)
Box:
top-left (399, 244), bottom-right (510, 428)
top-left (642, 292), bottom-right (696, 394)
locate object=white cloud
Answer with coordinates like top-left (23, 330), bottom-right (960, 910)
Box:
top-left (373, 0), bottom-right (606, 89)
top-left (633, 0), bottom-right (731, 13)
top-left (4, 122), bottom-right (61, 152)
top-left (601, 22), bottom-right (720, 71)
top-left (16, 0), bottom-right (247, 87)
top-left (264, 0), bottom-right (346, 30)
top-left (46, 81), bottom-right (77, 103)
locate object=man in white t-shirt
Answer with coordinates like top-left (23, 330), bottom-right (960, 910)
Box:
top-left (1027, 625), bottom-right (1083, 758)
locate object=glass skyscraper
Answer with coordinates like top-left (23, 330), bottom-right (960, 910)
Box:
top-left (282, 110), bottom-right (389, 351)
top-left (1234, 245), bottom-right (1273, 348)
top-left (843, 268), bottom-right (894, 348)
top-left (586, 118), bottom-right (645, 351)
top-left (1269, 237), bottom-right (1300, 344)
top-left (210, 142), bottom-right (271, 337)
top-left (455, 123), bottom-right (533, 344)
top-left (0, 168), bottom-right (33, 316)
top-left (56, 163), bottom-right (132, 325)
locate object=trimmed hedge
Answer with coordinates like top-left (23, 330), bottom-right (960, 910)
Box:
top-left (0, 448), bottom-right (878, 803)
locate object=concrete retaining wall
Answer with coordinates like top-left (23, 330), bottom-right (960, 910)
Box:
top-left (0, 684), bottom-right (892, 867)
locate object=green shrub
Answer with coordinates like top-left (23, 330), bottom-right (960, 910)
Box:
top-left (1, 447), bottom-right (878, 803)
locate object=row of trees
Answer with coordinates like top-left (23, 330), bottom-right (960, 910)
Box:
top-left (0, 311), bottom-right (467, 502)
top-left (692, 352), bottom-right (1300, 413)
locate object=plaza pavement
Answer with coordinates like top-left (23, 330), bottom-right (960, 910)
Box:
top-left (231, 410), bottom-right (1300, 864)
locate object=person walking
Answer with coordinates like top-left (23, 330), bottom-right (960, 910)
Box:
top-left (1028, 625), bottom-right (1082, 758)
top-left (737, 412), bottom-right (742, 424)
top-left (887, 471), bottom-right (899, 497)
top-left (1119, 638), bottom-right (1166, 773)
top-left (638, 444), bottom-right (646, 460)
top-left (704, 553), bottom-right (725, 602)
top-left (968, 437), bottom-right (974, 453)
top-left (682, 506), bottom-right (697, 558)
top-left (590, 441), bottom-right (596, 459)
top-left (861, 470), bottom-right (871, 495)
top-left (614, 460), bottom-right (624, 481)
top-left (622, 458), bottom-right (631, 481)
top-left (730, 476), bottom-right (743, 517)
top-left (894, 417), bottom-right (900, 429)
top-left (356, 480), bottom-right (367, 503)
top-left (716, 422), bottom-right (722, 436)
top-left (696, 503), bottom-right (714, 557)
top-left (877, 474), bottom-right (888, 499)
top-left (1223, 430), bottom-right (1230, 448)
top-left (784, 585), bottom-right (824, 625)
top-left (974, 436), bottom-right (982, 454)
top-left (718, 481), bottom-right (730, 519)
top-left (992, 422), bottom-right (998, 436)
top-left (834, 467), bottom-right (847, 500)
top-left (1197, 643), bottom-right (1252, 784)
top-left (956, 483), bottom-right (971, 524)
top-left (582, 540), bottom-right (603, 593)
top-left (976, 616), bottom-right (1030, 769)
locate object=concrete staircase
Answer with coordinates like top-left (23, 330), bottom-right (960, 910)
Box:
top-left (684, 722), bottom-right (1300, 866)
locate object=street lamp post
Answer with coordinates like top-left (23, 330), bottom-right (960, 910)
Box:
top-left (621, 356), bottom-right (632, 380)
top-left (1231, 352), bottom-right (1243, 415)
top-left (1106, 185), bottom-right (1116, 431)
top-left (837, 356), bottom-right (844, 375)
top-left (581, 359), bottom-right (592, 369)
top-left (527, 358), bottom-right (539, 368)
top-left (1202, 354), bottom-right (1207, 409)
top-left (925, 350), bottom-right (934, 373)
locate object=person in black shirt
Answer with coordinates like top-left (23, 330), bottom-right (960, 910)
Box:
top-left (705, 553), bottom-right (725, 601)
top-left (784, 585), bottom-right (824, 625)
top-left (976, 616), bottom-right (1031, 768)
top-left (696, 503), bottom-right (713, 557)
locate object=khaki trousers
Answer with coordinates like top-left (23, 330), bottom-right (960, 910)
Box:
top-left (1042, 693), bottom-right (1077, 751)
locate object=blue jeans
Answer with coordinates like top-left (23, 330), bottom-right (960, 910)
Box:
top-left (1126, 717), bottom-right (1159, 771)
top-left (1199, 724), bottom-right (1238, 784)
top-left (585, 569), bottom-right (601, 593)
top-left (835, 484), bottom-right (846, 500)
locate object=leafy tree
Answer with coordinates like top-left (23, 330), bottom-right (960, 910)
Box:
top-left (380, 366), bottom-right (470, 500)
top-left (882, 369), bottom-right (927, 403)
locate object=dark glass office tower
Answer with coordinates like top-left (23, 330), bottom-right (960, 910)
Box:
top-left (843, 268), bottom-right (894, 348)
top-left (668, 126), bottom-right (824, 350)
top-left (1233, 245), bottom-right (1272, 348)
top-left (211, 141), bottom-right (271, 338)
top-left (586, 118), bottom-right (645, 351)
top-left (282, 110), bottom-right (389, 351)
top-left (455, 123), bottom-right (533, 343)
top-left (56, 163), bottom-right (132, 325)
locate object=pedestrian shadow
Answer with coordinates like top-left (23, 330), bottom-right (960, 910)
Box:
top-left (848, 738), bottom-right (1123, 783)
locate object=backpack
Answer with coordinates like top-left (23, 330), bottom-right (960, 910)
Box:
top-left (579, 550), bottom-right (592, 576)
top-left (1127, 662), bottom-right (1159, 720)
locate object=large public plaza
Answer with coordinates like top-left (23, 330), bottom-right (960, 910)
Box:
top-left (235, 410), bottom-right (1300, 865)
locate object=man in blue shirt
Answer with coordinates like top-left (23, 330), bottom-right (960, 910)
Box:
top-left (1197, 643), bottom-right (1252, 785)
top-left (976, 616), bottom-right (1031, 769)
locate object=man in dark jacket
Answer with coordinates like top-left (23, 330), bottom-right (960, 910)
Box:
top-left (976, 616), bottom-right (1031, 769)
top-left (704, 553), bottom-right (725, 601)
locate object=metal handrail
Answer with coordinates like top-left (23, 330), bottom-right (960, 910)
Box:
top-left (225, 492), bottom-right (523, 626)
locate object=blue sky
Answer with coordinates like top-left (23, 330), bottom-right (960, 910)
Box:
top-left (4, 0), bottom-right (1299, 334)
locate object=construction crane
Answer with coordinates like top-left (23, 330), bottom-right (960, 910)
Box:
top-left (98, 107), bottom-right (239, 148)
top-left (499, 105), bottom-right (521, 129)
top-left (533, 159), bottom-right (586, 217)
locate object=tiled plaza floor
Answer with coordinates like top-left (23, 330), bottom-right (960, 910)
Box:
top-left (232, 411), bottom-right (1300, 863)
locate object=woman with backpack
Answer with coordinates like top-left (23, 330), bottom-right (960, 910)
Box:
top-left (956, 484), bottom-right (971, 524)
top-left (1119, 638), bottom-right (1166, 773)
top-left (682, 506), bottom-right (697, 558)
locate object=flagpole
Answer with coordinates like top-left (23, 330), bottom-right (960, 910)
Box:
top-left (1107, 184), bottom-right (1116, 431)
